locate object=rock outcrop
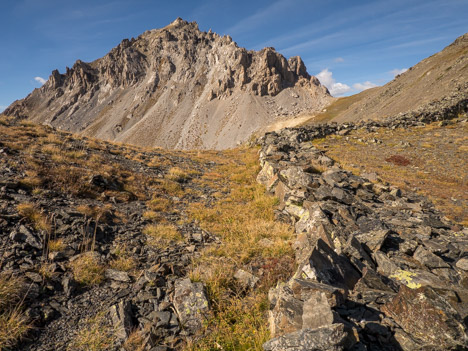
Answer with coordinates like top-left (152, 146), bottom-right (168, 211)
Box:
top-left (257, 110), bottom-right (468, 349)
top-left (4, 18), bottom-right (331, 149)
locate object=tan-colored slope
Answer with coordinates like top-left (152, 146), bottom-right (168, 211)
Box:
top-left (305, 33), bottom-right (468, 125)
top-left (4, 18), bottom-right (331, 150)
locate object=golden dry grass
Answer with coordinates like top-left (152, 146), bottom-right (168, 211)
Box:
top-left (48, 238), bottom-right (66, 252)
top-left (300, 94), bottom-right (365, 125)
top-left (144, 223), bottom-right (183, 247)
top-left (186, 147), bottom-right (295, 350)
top-left (17, 203), bottom-right (51, 232)
top-left (123, 329), bottom-right (146, 351)
top-left (70, 254), bottom-right (105, 286)
top-left (0, 275), bottom-right (24, 311)
top-left (147, 197), bottom-right (173, 212)
top-left (0, 309), bottom-right (31, 349)
top-left (109, 256), bottom-right (137, 272)
top-left (142, 210), bottom-right (164, 222)
top-left (0, 274), bottom-right (30, 349)
top-left (68, 312), bottom-right (116, 351)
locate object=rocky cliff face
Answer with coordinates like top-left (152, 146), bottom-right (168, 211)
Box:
top-left (4, 18), bottom-right (331, 149)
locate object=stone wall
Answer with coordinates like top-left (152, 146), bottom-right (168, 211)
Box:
top-left (257, 112), bottom-right (468, 350)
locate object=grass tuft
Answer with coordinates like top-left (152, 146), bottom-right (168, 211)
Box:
top-left (144, 223), bottom-right (183, 247)
top-left (17, 203), bottom-right (51, 232)
top-left (70, 253), bottom-right (105, 286)
top-left (0, 309), bottom-right (31, 349)
top-left (0, 274), bottom-right (30, 349)
top-left (48, 238), bottom-right (66, 252)
top-left (68, 312), bottom-right (116, 351)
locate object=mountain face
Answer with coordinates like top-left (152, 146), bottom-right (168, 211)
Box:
top-left (321, 33), bottom-right (468, 124)
top-left (4, 18), bottom-right (331, 149)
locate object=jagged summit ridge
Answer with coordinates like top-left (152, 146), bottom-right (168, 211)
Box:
top-left (5, 18), bottom-right (331, 149)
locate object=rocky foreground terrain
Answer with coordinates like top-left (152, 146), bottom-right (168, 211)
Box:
top-left (1, 24), bottom-right (468, 350)
top-left (1, 88), bottom-right (467, 350)
top-left (0, 115), bottom-right (295, 350)
top-left (4, 18), bottom-right (330, 150)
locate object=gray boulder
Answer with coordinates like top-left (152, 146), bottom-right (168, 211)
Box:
top-left (172, 278), bottom-right (210, 332)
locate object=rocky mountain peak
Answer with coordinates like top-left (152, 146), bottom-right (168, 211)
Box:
top-left (4, 18), bottom-right (331, 149)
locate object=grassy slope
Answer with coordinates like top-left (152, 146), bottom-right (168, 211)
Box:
top-left (0, 116), bottom-right (294, 350)
top-left (302, 34), bottom-right (467, 126)
top-left (313, 119), bottom-right (468, 225)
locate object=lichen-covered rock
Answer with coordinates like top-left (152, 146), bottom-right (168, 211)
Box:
top-left (263, 323), bottom-right (350, 351)
top-left (382, 285), bottom-right (468, 349)
top-left (172, 278), bottom-right (210, 332)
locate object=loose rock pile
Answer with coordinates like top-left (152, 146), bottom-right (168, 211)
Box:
top-left (0, 133), bottom-right (217, 350)
top-left (257, 116), bottom-right (468, 350)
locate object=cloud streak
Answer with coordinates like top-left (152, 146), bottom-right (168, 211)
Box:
top-left (34, 76), bottom-right (47, 85)
top-left (225, 0), bottom-right (295, 37)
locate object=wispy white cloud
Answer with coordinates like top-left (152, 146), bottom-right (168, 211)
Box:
top-left (225, 0), bottom-right (295, 37)
top-left (316, 69), bottom-right (351, 96)
top-left (390, 68), bottom-right (408, 77)
top-left (281, 32), bottom-right (342, 55)
top-left (353, 81), bottom-right (378, 91)
top-left (334, 57), bottom-right (345, 63)
top-left (0, 105), bottom-right (6, 113)
top-left (388, 36), bottom-right (446, 50)
top-left (34, 76), bottom-right (47, 85)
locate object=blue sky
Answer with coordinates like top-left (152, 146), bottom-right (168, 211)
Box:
top-left (1, 0), bottom-right (467, 111)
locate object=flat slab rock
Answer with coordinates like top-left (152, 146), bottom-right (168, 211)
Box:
top-left (382, 285), bottom-right (468, 349)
